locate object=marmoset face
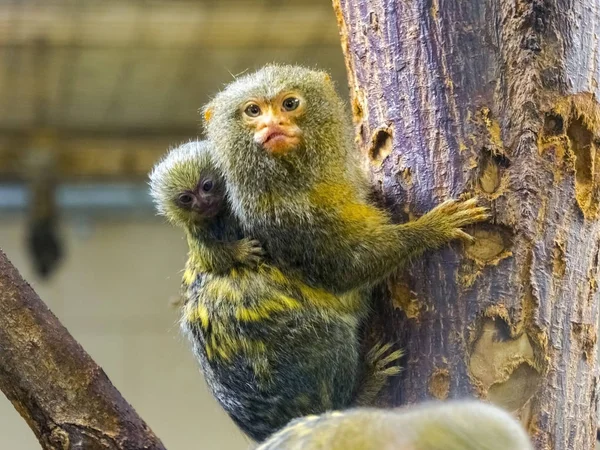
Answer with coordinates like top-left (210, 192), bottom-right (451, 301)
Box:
top-left (173, 172), bottom-right (225, 222)
top-left (240, 91), bottom-right (306, 155)
top-left (149, 141), bottom-right (226, 229)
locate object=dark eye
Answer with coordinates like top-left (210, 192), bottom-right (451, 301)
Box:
top-left (177, 193), bottom-right (194, 206)
top-left (282, 97), bottom-right (300, 111)
top-left (201, 179), bottom-right (214, 192)
top-left (244, 103), bottom-right (261, 117)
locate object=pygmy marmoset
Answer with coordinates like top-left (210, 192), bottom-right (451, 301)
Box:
top-left (149, 140), bottom-right (400, 442)
top-left (203, 64), bottom-right (490, 295)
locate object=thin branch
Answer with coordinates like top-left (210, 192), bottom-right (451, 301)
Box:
top-left (0, 249), bottom-right (166, 450)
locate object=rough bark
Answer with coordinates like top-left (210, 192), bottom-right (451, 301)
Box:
top-left (0, 249), bottom-right (166, 450)
top-left (333, 0), bottom-right (600, 449)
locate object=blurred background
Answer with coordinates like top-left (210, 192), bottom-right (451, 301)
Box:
top-left (0, 1), bottom-right (347, 448)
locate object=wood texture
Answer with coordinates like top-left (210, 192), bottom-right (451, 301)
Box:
top-left (333, 0), bottom-right (600, 448)
top-left (0, 249), bottom-right (166, 450)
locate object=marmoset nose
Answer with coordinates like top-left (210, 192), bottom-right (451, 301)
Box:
top-left (191, 197), bottom-right (203, 211)
top-left (257, 109), bottom-right (284, 130)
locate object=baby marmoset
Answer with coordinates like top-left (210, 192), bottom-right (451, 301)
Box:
top-left (149, 140), bottom-right (398, 442)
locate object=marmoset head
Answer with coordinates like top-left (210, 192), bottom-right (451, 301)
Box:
top-left (202, 64), bottom-right (351, 179)
top-left (149, 140), bottom-right (226, 230)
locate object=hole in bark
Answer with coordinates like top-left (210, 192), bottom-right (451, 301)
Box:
top-left (552, 240), bottom-right (566, 279)
top-left (388, 276), bottom-right (420, 320)
top-left (369, 128), bottom-right (393, 167)
top-left (479, 158), bottom-right (500, 193)
top-left (491, 150), bottom-right (511, 168)
top-left (369, 11), bottom-right (379, 31)
top-left (400, 167), bottom-right (412, 185)
top-left (541, 68), bottom-right (561, 90)
top-left (469, 318), bottom-right (541, 412)
top-left (478, 147), bottom-right (510, 194)
top-left (570, 117), bottom-right (593, 182)
top-left (572, 323), bottom-right (597, 361)
top-left (521, 33), bottom-right (541, 52)
top-left (428, 368), bottom-right (450, 400)
top-left (488, 363), bottom-right (540, 411)
top-left (464, 224), bottom-right (513, 264)
top-left (543, 112), bottom-right (564, 136)
top-left (490, 316), bottom-right (512, 342)
top-left (567, 116), bottom-right (599, 217)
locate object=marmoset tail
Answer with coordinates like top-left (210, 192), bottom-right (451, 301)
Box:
top-left (257, 400), bottom-right (533, 450)
top-left (203, 64), bottom-right (489, 294)
top-left (149, 141), bottom-right (398, 442)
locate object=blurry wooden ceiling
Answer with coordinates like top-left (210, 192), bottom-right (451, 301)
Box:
top-left (0, 0), bottom-right (346, 181)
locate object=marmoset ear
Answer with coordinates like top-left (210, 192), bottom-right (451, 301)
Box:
top-left (202, 104), bottom-right (214, 123)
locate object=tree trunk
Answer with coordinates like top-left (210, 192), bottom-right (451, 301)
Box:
top-left (333, 0), bottom-right (600, 449)
top-left (0, 249), bottom-right (166, 450)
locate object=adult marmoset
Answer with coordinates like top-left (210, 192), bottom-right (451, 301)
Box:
top-left (257, 401), bottom-right (533, 450)
top-left (203, 64), bottom-right (489, 294)
top-left (149, 140), bottom-right (399, 442)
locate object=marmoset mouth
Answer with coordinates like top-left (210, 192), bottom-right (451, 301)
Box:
top-left (192, 201), bottom-right (220, 219)
top-left (260, 126), bottom-right (297, 143)
top-left (258, 127), bottom-right (301, 154)
top-left (264, 130), bottom-right (288, 143)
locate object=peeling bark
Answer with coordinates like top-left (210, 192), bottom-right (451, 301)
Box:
top-left (0, 249), bottom-right (166, 450)
top-left (334, 0), bottom-right (600, 448)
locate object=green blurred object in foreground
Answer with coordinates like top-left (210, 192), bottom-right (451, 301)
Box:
top-left (257, 401), bottom-right (533, 450)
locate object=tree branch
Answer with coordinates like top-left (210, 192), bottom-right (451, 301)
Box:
top-left (0, 249), bottom-right (166, 450)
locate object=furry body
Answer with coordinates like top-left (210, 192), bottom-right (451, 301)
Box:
top-left (150, 141), bottom-right (394, 441)
top-left (203, 64), bottom-right (489, 294)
